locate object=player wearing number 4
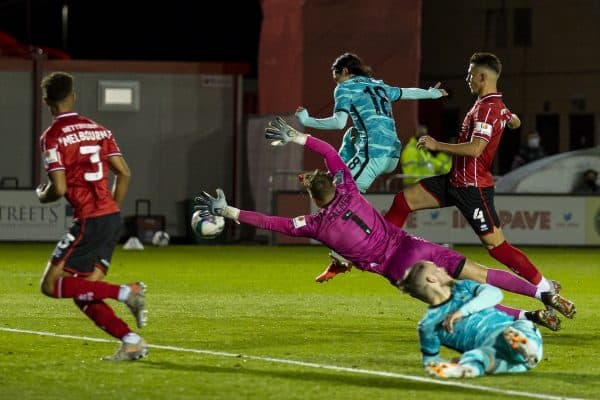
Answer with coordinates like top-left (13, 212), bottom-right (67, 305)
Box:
top-left (195, 116), bottom-right (574, 332)
top-left (295, 52), bottom-right (447, 193)
top-left (382, 53), bottom-right (576, 323)
top-left (37, 72), bottom-right (148, 361)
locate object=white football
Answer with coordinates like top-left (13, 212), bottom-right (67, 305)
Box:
top-left (152, 230), bottom-right (170, 246)
top-left (191, 210), bottom-right (225, 239)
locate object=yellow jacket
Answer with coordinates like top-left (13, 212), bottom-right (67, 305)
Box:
top-left (400, 137), bottom-right (436, 185)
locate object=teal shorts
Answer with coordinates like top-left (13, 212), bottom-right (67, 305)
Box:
top-left (346, 155), bottom-right (399, 193)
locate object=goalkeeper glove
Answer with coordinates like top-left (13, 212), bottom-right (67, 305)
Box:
top-left (265, 116), bottom-right (302, 146)
top-left (194, 188), bottom-right (240, 221)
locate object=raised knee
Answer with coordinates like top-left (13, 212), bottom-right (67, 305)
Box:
top-left (40, 276), bottom-right (57, 297)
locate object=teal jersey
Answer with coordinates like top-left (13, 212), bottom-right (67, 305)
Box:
top-left (417, 280), bottom-right (514, 365)
top-left (334, 76), bottom-right (402, 159)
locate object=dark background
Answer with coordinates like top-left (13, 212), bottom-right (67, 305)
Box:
top-left (0, 0), bottom-right (262, 72)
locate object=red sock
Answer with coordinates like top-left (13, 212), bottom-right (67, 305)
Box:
top-left (384, 192), bottom-right (411, 228)
top-left (488, 241), bottom-right (542, 284)
top-left (74, 300), bottom-right (131, 339)
top-left (54, 277), bottom-right (120, 301)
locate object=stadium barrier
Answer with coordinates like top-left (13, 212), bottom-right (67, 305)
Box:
top-left (268, 173), bottom-right (600, 246)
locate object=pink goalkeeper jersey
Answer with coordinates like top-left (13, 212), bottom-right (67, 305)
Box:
top-left (238, 136), bottom-right (465, 284)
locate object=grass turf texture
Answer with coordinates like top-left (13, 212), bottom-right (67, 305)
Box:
top-left (0, 243), bottom-right (598, 399)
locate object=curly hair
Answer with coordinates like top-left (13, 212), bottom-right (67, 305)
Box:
top-left (41, 72), bottom-right (74, 104)
top-left (331, 53), bottom-right (372, 77)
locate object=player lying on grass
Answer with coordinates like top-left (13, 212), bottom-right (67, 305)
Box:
top-left (398, 261), bottom-right (543, 379)
top-left (194, 117), bottom-right (575, 331)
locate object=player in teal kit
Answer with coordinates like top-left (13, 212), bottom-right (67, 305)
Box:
top-left (194, 117), bottom-right (570, 332)
top-left (399, 261), bottom-right (543, 378)
top-left (296, 52), bottom-right (447, 193)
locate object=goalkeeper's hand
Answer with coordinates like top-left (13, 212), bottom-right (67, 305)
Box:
top-left (194, 188), bottom-right (240, 222)
top-left (265, 116), bottom-right (302, 146)
top-left (194, 188), bottom-right (228, 217)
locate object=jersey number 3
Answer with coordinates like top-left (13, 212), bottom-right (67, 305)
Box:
top-left (80, 145), bottom-right (103, 182)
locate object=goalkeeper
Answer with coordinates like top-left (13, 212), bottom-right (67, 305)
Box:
top-left (195, 117), bottom-right (574, 331)
top-left (398, 261), bottom-right (543, 379)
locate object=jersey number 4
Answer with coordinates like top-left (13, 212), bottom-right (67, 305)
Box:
top-left (80, 145), bottom-right (103, 182)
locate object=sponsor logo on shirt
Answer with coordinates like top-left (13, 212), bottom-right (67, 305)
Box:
top-left (292, 216), bottom-right (307, 228)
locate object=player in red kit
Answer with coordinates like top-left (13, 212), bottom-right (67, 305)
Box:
top-left (383, 53), bottom-right (575, 320)
top-left (36, 72), bottom-right (148, 361)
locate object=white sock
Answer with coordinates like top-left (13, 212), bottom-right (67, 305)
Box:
top-left (534, 277), bottom-right (552, 299)
top-left (518, 310), bottom-right (527, 320)
top-left (122, 332), bottom-right (141, 344)
top-left (118, 285), bottom-right (132, 302)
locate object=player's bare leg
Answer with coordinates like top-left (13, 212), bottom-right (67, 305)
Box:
top-left (40, 260), bottom-right (71, 297)
top-left (384, 183), bottom-right (439, 227)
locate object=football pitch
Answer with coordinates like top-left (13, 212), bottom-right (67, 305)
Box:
top-left (0, 243), bottom-right (598, 400)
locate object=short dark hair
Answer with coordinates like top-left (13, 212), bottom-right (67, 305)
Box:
top-left (305, 169), bottom-right (334, 202)
top-left (41, 72), bottom-right (74, 104)
top-left (332, 53), bottom-right (372, 77)
top-left (470, 52), bottom-right (502, 75)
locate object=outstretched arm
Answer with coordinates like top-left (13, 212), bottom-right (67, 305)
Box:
top-left (295, 108), bottom-right (349, 130)
top-left (194, 189), bottom-right (315, 237)
top-left (400, 82), bottom-right (448, 100)
top-left (418, 136), bottom-right (488, 158)
top-left (265, 116), bottom-right (351, 178)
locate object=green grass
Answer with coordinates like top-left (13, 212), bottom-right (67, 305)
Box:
top-left (0, 243), bottom-right (598, 399)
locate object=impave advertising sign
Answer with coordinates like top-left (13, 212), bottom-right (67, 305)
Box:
top-left (365, 194), bottom-right (599, 246)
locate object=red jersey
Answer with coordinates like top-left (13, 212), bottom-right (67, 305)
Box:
top-left (40, 112), bottom-right (122, 219)
top-left (450, 93), bottom-right (513, 187)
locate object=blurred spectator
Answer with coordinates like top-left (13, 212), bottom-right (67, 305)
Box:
top-left (572, 169), bottom-right (599, 194)
top-left (401, 125), bottom-right (436, 185)
top-left (511, 131), bottom-right (546, 170)
top-left (432, 136), bottom-right (456, 175)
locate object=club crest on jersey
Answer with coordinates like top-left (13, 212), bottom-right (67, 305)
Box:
top-left (43, 148), bottom-right (59, 165)
top-left (474, 122), bottom-right (492, 137)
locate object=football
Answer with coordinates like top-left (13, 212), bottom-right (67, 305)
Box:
top-left (191, 210), bottom-right (225, 239)
top-left (152, 230), bottom-right (170, 246)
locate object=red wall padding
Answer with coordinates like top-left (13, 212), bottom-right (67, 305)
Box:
top-left (259, 0), bottom-right (422, 171)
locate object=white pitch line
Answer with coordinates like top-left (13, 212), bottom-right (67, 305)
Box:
top-left (0, 327), bottom-right (584, 400)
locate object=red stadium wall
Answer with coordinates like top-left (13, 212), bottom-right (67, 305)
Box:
top-left (259, 0), bottom-right (422, 171)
